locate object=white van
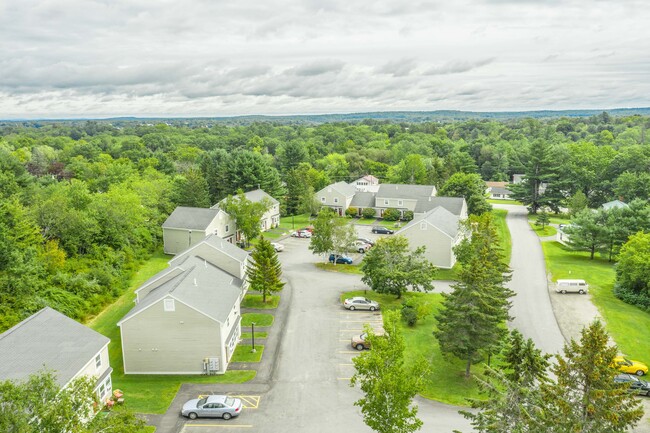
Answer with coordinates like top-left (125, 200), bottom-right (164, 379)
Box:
top-left (556, 279), bottom-right (589, 294)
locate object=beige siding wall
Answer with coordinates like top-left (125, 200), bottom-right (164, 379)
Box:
top-left (121, 299), bottom-right (223, 374)
top-left (375, 197), bottom-right (418, 211)
top-left (163, 228), bottom-right (209, 255)
top-left (212, 211), bottom-right (236, 239)
top-left (401, 225), bottom-right (455, 269)
top-left (260, 204), bottom-right (280, 230)
top-left (74, 344), bottom-right (111, 381)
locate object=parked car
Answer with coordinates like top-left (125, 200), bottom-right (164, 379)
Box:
top-left (291, 230), bottom-right (312, 238)
top-left (353, 240), bottom-right (371, 253)
top-left (356, 237), bottom-right (374, 247)
top-left (555, 279), bottom-right (589, 294)
top-left (299, 226), bottom-right (315, 233)
top-left (270, 242), bottom-right (284, 252)
top-left (614, 374), bottom-right (650, 396)
top-left (613, 356), bottom-right (648, 376)
top-left (371, 226), bottom-right (394, 234)
top-left (343, 297), bottom-right (380, 311)
top-left (181, 395), bottom-right (243, 420)
top-left (351, 329), bottom-right (386, 350)
top-left (329, 254), bottom-right (353, 264)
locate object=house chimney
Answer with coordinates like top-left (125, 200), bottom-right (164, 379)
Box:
top-left (194, 278), bottom-right (197, 286)
top-left (204, 259), bottom-right (207, 268)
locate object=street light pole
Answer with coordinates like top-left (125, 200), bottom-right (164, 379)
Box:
top-left (251, 322), bottom-right (256, 353)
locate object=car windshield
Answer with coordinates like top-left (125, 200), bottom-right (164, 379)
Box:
top-left (623, 358), bottom-right (633, 365)
top-left (224, 397), bottom-right (236, 407)
top-left (197, 398), bottom-right (207, 407)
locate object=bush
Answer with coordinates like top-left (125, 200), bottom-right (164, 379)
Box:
top-left (402, 210), bottom-right (414, 221)
top-left (346, 207), bottom-right (358, 218)
top-left (614, 284), bottom-right (650, 312)
top-left (383, 208), bottom-right (401, 221)
top-left (401, 303), bottom-right (418, 326)
top-left (362, 208), bottom-right (376, 219)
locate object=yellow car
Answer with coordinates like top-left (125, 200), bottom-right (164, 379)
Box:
top-left (613, 356), bottom-right (648, 376)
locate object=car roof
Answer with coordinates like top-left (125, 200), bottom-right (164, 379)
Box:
top-left (205, 395), bottom-right (228, 403)
top-left (350, 296), bottom-right (370, 301)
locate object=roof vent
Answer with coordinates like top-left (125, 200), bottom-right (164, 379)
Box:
top-left (194, 278), bottom-right (197, 286)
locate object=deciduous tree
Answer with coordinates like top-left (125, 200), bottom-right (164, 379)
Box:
top-left (222, 190), bottom-right (272, 247)
top-left (439, 172), bottom-right (491, 216)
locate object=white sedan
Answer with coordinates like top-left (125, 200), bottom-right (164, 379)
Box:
top-left (270, 242), bottom-right (284, 252)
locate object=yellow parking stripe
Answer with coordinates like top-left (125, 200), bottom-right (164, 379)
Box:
top-left (197, 395), bottom-right (260, 409)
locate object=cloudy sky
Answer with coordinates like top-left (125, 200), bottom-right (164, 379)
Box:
top-left (1, 0), bottom-right (648, 118)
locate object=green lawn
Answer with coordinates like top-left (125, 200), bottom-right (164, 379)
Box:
top-left (354, 217), bottom-right (378, 225)
top-left (377, 219), bottom-right (406, 230)
top-left (527, 213), bottom-right (571, 225)
top-left (487, 199), bottom-right (521, 205)
top-left (529, 222), bottom-right (557, 237)
top-left (340, 290), bottom-right (483, 405)
top-left (435, 266), bottom-right (458, 281)
top-left (242, 313), bottom-right (274, 327)
top-left (279, 213), bottom-right (313, 231)
top-left (541, 242), bottom-right (650, 361)
top-left (241, 294), bottom-right (280, 309)
top-left (86, 249), bottom-right (256, 414)
top-left (231, 345), bottom-right (264, 362)
top-left (241, 331), bottom-right (268, 339)
top-left (492, 209), bottom-right (512, 264)
top-left (315, 262), bottom-right (363, 274)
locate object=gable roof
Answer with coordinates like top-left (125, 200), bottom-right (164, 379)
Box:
top-left (244, 188), bottom-right (279, 205)
top-left (486, 181), bottom-right (508, 188)
top-left (162, 207), bottom-right (220, 230)
top-left (182, 233), bottom-right (249, 264)
top-left (119, 255), bottom-right (243, 326)
top-left (352, 175), bottom-right (379, 185)
top-left (350, 191), bottom-right (376, 208)
top-left (0, 308), bottom-right (109, 387)
top-left (602, 200), bottom-right (629, 210)
top-left (397, 206), bottom-right (460, 238)
top-left (377, 184), bottom-right (436, 200)
top-left (414, 196), bottom-right (466, 215)
top-left (319, 181), bottom-right (356, 197)
top-left (489, 187), bottom-right (512, 195)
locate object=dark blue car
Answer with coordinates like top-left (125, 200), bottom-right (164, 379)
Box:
top-left (329, 254), bottom-right (353, 264)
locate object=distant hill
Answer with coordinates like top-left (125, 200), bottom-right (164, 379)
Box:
top-left (4, 107), bottom-right (650, 126)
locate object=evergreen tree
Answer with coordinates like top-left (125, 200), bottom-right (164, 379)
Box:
top-left (535, 210), bottom-right (550, 228)
top-left (171, 168), bottom-right (211, 208)
top-left (461, 330), bottom-right (550, 433)
top-left (567, 190), bottom-right (588, 216)
top-left (247, 237), bottom-right (284, 303)
top-left (439, 172), bottom-right (492, 216)
top-left (350, 311), bottom-right (429, 433)
top-left (538, 321), bottom-right (643, 433)
top-left (435, 213), bottom-right (514, 377)
top-left (564, 208), bottom-right (608, 259)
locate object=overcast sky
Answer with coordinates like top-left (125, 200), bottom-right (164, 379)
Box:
top-left (1, 0), bottom-right (648, 118)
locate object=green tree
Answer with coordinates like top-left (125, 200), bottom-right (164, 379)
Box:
top-left (387, 154), bottom-right (428, 184)
top-left (228, 150), bottom-right (285, 199)
top-left (350, 310), bottom-right (429, 433)
top-left (435, 213), bottom-right (513, 377)
top-left (567, 190), bottom-right (588, 216)
top-left (332, 220), bottom-right (357, 258)
top-left (171, 168), bottom-right (211, 208)
top-left (510, 139), bottom-right (563, 214)
top-left (535, 210), bottom-right (550, 228)
top-left (614, 171), bottom-right (650, 202)
top-left (538, 321), bottom-right (643, 433)
top-left (614, 231), bottom-right (650, 309)
top-left (361, 236), bottom-right (436, 299)
top-left (248, 237), bottom-right (285, 302)
top-left (221, 191), bottom-right (272, 247)
top-left (309, 207), bottom-right (337, 256)
top-left (439, 172), bottom-right (491, 216)
top-left (285, 165), bottom-right (313, 216)
top-left (565, 209), bottom-right (607, 259)
top-left (461, 330), bottom-right (550, 433)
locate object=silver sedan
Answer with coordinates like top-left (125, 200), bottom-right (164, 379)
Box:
top-left (343, 297), bottom-right (380, 311)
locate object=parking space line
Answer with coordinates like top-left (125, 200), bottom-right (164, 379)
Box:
top-left (197, 395), bottom-right (260, 409)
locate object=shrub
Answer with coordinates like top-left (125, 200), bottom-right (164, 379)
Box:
top-left (402, 210), bottom-right (414, 221)
top-left (401, 303), bottom-right (418, 326)
top-left (362, 207), bottom-right (376, 219)
top-left (614, 284), bottom-right (650, 312)
top-left (346, 207), bottom-right (358, 218)
top-left (383, 208), bottom-right (401, 221)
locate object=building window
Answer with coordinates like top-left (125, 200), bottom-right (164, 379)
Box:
top-left (95, 354), bottom-right (102, 369)
top-left (99, 383), bottom-right (106, 399)
top-left (384, 199), bottom-right (389, 205)
top-left (420, 222), bottom-right (427, 230)
top-left (225, 225), bottom-right (229, 232)
top-left (398, 200), bottom-right (403, 206)
top-left (334, 197), bottom-right (339, 203)
top-left (164, 298), bottom-right (175, 312)
top-left (320, 197), bottom-right (326, 203)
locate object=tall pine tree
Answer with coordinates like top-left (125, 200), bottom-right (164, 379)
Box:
top-left (247, 237), bottom-right (284, 303)
top-left (434, 213), bottom-right (514, 377)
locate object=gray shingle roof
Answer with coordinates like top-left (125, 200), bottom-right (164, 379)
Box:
top-left (489, 187), bottom-right (512, 195)
top-left (414, 197), bottom-right (466, 215)
top-left (350, 192), bottom-right (376, 208)
top-left (397, 206), bottom-right (460, 238)
top-left (244, 189), bottom-right (279, 205)
top-left (201, 234), bottom-right (249, 263)
top-left (327, 181), bottom-right (357, 197)
top-left (162, 207), bottom-right (220, 230)
top-left (602, 200), bottom-right (629, 210)
top-left (377, 184), bottom-right (436, 200)
top-left (119, 255), bottom-right (242, 325)
top-left (0, 308), bottom-right (109, 387)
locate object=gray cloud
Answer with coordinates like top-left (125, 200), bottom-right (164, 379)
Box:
top-left (377, 59), bottom-right (418, 77)
top-left (423, 58), bottom-right (496, 75)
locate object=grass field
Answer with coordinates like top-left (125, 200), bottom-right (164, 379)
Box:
top-left (279, 213), bottom-right (313, 231)
top-left (529, 222), bottom-right (558, 237)
top-left (315, 262), bottom-right (364, 274)
top-left (231, 345), bottom-right (264, 362)
top-left (242, 313), bottom-right (274, 327)
top-left (487, 199), bottom-right (522, 205)
top-left (241, 331), bottom-right (268, 339)
top-left (354, 217), bottom-right (378, 225)
top-left (541, 242), bottom-right (650, 361)
top-left (241, 294), bottom-right (280, 309)
top-left (527, 213), bottom-right (571, 225)
top-left (492, 208), bottom-right (512, 264)
top-left (86, 249), bottom-right (256, 414)
top-left (340, 290), bottom-right (483, 405)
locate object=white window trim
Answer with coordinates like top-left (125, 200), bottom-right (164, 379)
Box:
top-left (334, 197), bottom-right (339, 203)
top-left (384, 199), bottom-right (389, 205)
top-left (95, 354), bottom-right (102, 369)
top-left (320, 197), bottom-right (326, 202)
top-left (398, 200), bottom-right (403, 206)
top-left (164, 298), bottom-right (175, 312)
